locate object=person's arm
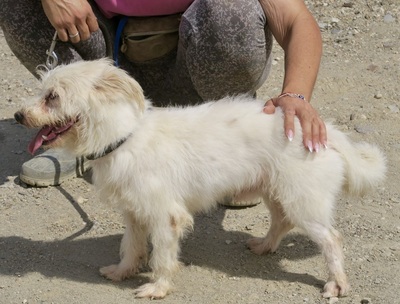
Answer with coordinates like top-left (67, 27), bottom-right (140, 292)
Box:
top-left (259, 0), bottom-right (326, 152)
top-left (41, 0), bottom-right (99, 43)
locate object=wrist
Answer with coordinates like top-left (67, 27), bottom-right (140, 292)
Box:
top-left (278, 92), bottom-right (308, 102)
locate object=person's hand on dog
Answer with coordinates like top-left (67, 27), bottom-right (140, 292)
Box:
top-left (41, 0), bottom-right (99, 43)
top-left (260, 0), bottom-right (326, 153)
top-left (263, 96), bottom-right (327, 153)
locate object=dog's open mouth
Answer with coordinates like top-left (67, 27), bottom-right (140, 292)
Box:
top-left (28, 120), bottom-right (76, 155)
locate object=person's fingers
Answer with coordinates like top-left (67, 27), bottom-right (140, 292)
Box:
top-left (311, 117), bottom-right (321, 153)
top-left (67, 27), bottom-right (81, 43)
top-left (87, 14), bottom-right (99, 33)
top-left (68, 14), bottom-right (98, 43)
top-left (76, 13), bottom-right (98, 41)
top-left (283, 107), bottom-right (296, 142)
top-left (264, 95), bottom-right (328, 152)
top-left (56, 28), bottom-right (69, 42)
top-left (299, 114), bottom-right (312, 151)
top-left (301, 110), bottom-right (328, 153)
top-left (76, 22), bottom-right (90, 41)
top-left (319, 117), bottom-right (328, 148)
top-left (263, 99), bottom-right (276, 114)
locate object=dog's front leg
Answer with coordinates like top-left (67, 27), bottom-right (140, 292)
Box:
top-left (100, 211), bottom-right (148, 281)
top-left (134, 210), bottom-right (193, 299)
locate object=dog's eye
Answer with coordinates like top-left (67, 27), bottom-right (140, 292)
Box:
top-left (45, 91), bottom-right (59, 104)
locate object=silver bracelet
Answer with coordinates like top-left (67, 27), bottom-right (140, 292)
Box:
top-left (278, 92), bottom-right (307, 102)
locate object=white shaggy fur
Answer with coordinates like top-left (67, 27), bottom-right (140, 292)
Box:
top-left (16, 59), bottom-right (386, 299)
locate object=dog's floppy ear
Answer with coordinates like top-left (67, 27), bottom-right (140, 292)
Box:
top-left (94, 61), bottom-right (146, 112)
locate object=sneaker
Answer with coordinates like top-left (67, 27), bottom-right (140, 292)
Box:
top-left (19, 148), bottom-right (88, 187)
top-left (218, 196), bottom-right (262, 208)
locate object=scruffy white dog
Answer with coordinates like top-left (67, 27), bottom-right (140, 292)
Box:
top-left (15, 59), bottom-right (386, 299)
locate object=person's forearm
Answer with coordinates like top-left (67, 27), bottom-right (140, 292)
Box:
top-left (259, 0), bottom-right (322, 101)
top-left (260, 0), bottom-right (326, 150)
top-left (281, 11), bottom-right (322, 101)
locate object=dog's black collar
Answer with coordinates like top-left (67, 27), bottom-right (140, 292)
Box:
top-left (86, 134), bottom-right (131, 160)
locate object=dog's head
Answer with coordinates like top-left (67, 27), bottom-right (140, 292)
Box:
top-left (15, 58), bottom-right (147, 157)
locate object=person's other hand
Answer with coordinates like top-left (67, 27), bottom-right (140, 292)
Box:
top-left (41, 0), bottom-right (99, 43)
top-left (263, 95), bottom-right (327, 152)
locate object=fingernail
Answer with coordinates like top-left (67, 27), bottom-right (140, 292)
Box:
top-left (323, 141), bottom-right (328, 149)
top-left (314, 143), bottom-right (320, 153)
top-left (307, 140), bottom-right (313, 153)
top-left (287, 130), bottom-right (294, 142)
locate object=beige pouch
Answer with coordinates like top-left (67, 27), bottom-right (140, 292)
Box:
top-left (121, 14), bottom-right (181, 63)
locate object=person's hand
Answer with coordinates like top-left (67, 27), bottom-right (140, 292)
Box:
top-left (263, 95), bottom-right (327, 153)
top-left (41, 0), bottom-right (99, 43)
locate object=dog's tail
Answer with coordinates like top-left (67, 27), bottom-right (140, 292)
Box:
top-left (329, 128), bottom-right (386, 196)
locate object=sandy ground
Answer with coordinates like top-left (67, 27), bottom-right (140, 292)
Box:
top-left (0, 1), bottom-right (399, 303)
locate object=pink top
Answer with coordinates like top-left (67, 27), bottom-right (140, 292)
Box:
top-left (94, 0), bottom-right (194, 18)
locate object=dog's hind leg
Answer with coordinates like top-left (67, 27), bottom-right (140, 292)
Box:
top-left (298, 220), bottom-right (350, 298)
top-left (247, 197), bottom-right (294, 254)
top-left (100, 211), bottom-right (149, 281)
top-left (134, 208), bottom-right (193, 299)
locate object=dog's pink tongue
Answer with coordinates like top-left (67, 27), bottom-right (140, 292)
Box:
top-left (28, 126), bottom-right (55, 155)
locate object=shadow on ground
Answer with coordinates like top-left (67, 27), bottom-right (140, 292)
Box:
top-left (0, 204), bottom-right (325, 291)
top-left (0, 118), bottom-right (33, 184)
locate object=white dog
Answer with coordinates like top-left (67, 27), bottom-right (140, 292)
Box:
top-left (15, 59), bottom-right (386, 299)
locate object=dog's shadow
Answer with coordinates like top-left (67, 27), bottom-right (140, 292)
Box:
top-left (0, 205), bottom-right (324, 291)
top-left (182, 206), bottom-right (325, 288)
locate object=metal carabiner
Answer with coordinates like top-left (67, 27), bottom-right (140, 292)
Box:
top-left (36, 31), bottom-right (59, 72)
top-left (45, 31), bottom-right (59, 69)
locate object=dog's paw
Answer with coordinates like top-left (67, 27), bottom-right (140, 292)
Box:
top-left (246, 237), bottom-right (276, 255)
top-left (134, 280), bottom-right (171, 299)
top-left (322, 279), bottom-right (350, 298)
top-left (99, 264), bottom-right (136, 282)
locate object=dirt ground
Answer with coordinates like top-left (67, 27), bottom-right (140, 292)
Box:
top-left (0, 1), bottom-right (399, 303)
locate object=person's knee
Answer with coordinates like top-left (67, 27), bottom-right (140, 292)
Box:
top-left (180, 0), bottom-right (268, 52)
top-left (183, 0), bottom-right (266, 30)
top-left (175, 0), bottom-right (273, 101)
top-left (0, 0), bottom-right (18, 26)
top-left (0, 0), bottom-right (40, 29)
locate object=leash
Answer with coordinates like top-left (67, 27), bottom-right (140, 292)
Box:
top-left (37, 21), bottom-right (127, 70)
top-left (36, 31), bottom-right (59, 72)
top-left (113, 16), bottom-right (129, 67)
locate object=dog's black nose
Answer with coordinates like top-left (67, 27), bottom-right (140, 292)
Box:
top-left (14, 111), bottom-right (24, 124)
